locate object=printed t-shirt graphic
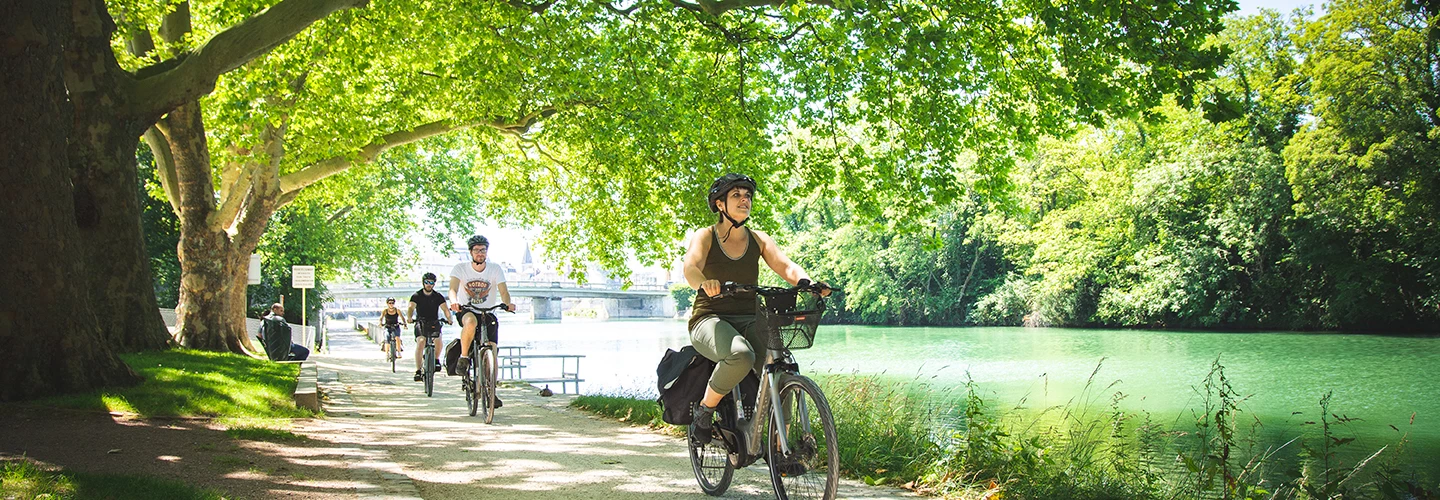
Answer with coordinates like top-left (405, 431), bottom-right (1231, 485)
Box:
top-left (449, 261), bottom-right (506, 309)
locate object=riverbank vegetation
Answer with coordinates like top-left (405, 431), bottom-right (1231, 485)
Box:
top-left (782, 2), bottom-right (1439, 332)
top-left (573, 362), bottom-right (1437, 499)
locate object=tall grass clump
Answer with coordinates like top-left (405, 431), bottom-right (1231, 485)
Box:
top-left (814, 374), bottom-right (947, 486)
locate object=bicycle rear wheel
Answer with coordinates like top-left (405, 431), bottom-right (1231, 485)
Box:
top-left (424, 344), bottom-right (435, 397)
top-left (480, 346), bottom-right (497, 423)
top-left (688, 401), bottom-right (735, 496)
top-left (767, 374), bottom-right (839, 500)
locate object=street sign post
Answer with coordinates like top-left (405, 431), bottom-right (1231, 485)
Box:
top-left (292, 265), bottom-right (317, 351)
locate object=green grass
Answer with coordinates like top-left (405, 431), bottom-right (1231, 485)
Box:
top-left (32, 349), bottom-right (312, 419)
top-left (223, 425), bottom-right (307, 442)
top-left (1, 459), bottom-right (225, 500)
top-left (570, 393), bottom-right (681, 435)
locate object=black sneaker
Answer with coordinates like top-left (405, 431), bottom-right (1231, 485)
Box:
top-left (690, 403), bottom-right (717, 445)
top-left (414, 370), bottom-right (423, 382)
top-left (494, 397), bottom-right (503, 409)
top-left (456, 356), bottom-right (471, 374)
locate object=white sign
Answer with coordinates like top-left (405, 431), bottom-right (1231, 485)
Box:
top-left (292, 265), bottom-right (315, 289)
top-left (248, 254), bottom-right (262, 285)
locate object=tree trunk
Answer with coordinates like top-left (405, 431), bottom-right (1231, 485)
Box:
top-left (67, 0), bottom-right (171, 352)
top-left (165, 100), bottom-right (273, 353)
top-left (0, 0), bottom-right (139, 400)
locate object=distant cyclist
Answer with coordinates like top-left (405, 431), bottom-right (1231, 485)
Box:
top-left (407, 272), bottom-right (454, 382)
top-left (380, 298), bottom-right (405, 357)
top-left (449, 235), bottom-right (515, 406)
top-left (683, 173), bottom-right (831, 443)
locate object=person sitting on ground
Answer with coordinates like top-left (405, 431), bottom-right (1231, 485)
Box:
top-left (259, 303), bottom-right (310, 362)
top-left (449, 234), bottom-right (514, 408)
top-left (683, 173), bottom-right (830, 444)
top-left (380, 298), bottom-right (405, 355)
top-left (407, 272), bottom-right (454, 382)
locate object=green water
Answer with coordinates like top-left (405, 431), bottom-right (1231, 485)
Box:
top-left (510, 320), bottom-right (1440, 474)
top-left (807, 325), bottom-right (1440, 474)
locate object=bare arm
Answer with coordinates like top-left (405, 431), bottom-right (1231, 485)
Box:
top-left (497, 282), bottom-right (514, 311)
top-left (449, 276), bottom-right (462, 311)
top-left (406, 301), bottom-right (416, 322)
top-left (682, 227), bottom-right (720, 297)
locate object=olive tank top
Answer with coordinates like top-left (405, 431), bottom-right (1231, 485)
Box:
top-left (688, 226), bottom-right (761, 331)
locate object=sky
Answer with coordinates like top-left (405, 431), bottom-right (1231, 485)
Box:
top-left (1236, 0), bottom-right (1320, 17)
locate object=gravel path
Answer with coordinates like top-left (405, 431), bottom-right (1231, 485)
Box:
top-left (305, 327), bottom-right (918, 499)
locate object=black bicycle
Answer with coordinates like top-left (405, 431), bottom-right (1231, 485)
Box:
top-left (689, 280), bottom-right (840, 500)
top-left (414, 318), bottom-right (447, 397)
top-left (460, 303), bottom-right (512, 422)
top-left (384, 322), bottom-right (404, 373)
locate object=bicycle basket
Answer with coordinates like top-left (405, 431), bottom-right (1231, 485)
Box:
top-left (756, 290), bottom-right (825, 350)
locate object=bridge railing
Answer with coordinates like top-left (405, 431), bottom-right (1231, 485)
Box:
top-left (328, 280), bottom-right (670, 292)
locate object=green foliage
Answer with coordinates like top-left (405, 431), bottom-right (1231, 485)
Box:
top-left (34, 350), bottom-right (311, 419)
top-left (113, 0), bottom-right (1236, 286)
top-left (137, 144), bottom-right (181, 309)
top-left (669, 283), bottom-right (696, 312)
top-left (1278, 0), bottom-right (1440, 330)
top-left (783, 195), bottom-right (1008, 325)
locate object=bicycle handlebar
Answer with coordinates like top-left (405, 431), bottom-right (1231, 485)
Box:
top-left (715, 279), bottom-right (841, 298)
top-left (460, 303), bottom-right (515, 314)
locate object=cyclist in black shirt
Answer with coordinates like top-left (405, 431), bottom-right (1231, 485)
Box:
top-left (407, 272), bottom-right (454, 381)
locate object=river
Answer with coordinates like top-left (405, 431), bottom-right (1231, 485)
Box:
top-left (440, 318), bottom-right (1439, 476)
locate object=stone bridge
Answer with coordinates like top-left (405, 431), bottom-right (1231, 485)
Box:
top-left (324, 280), bottom-right (675, 320)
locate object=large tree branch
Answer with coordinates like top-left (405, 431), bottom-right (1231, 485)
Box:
top-left (668, 0), bottom-right (832, 16)
top-left (214, 160), bottom-right (257, 233)
top-left (128, 0), bottom-right (369, 119)
top-left (233, 124), bottom-right (288, 249)
top-left (278, 120), bottom-right (471, 195)
top-left (278, 105), bottom-right (562, 195)
top-left (142, 127), bottom-right (183, 215)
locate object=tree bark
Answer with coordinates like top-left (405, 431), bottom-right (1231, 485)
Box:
top-left (161, 102), bottom-right (263, 353)
top-left (0, 0), bottom-right (139, 401)
top-left (66, 0), bottom-right (172, 352)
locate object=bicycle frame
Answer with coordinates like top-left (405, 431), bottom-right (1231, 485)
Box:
top-left (729, 347), bottom-right (808, 460)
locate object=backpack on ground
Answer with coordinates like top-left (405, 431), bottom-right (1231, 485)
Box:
top-left (444, 339), bottom-right (461, 376)
top-left (656, 346), bottom-right (716, 425)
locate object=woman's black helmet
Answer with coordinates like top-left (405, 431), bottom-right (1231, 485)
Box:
top-left (707, 173), bottom-right (757, 212)
top-left (466, 235), bottom-right (489, 250)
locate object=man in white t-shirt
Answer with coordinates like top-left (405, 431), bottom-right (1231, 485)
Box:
top-left (449, 235), bottom-right (515, 378)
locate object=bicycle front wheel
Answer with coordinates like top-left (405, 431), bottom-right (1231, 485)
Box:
top-left (388, 339), bottom-right (397, 373)
top-left (424, 346), bottom-right (435, 397)
top-left (480, 347), bottom-right (498, 423)
top-left (767, 374), bottom-right (839, 500)
top-left (467, 348), bottom-right (480, 417)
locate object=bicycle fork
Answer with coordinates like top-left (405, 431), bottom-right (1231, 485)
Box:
top-left (740, 349), bottom-right (810, 460)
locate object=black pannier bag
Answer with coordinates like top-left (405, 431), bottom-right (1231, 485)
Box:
top-left (444, 339), bottom-right (462, 376)
top-left (656, 346), bottom-right (715, 425)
